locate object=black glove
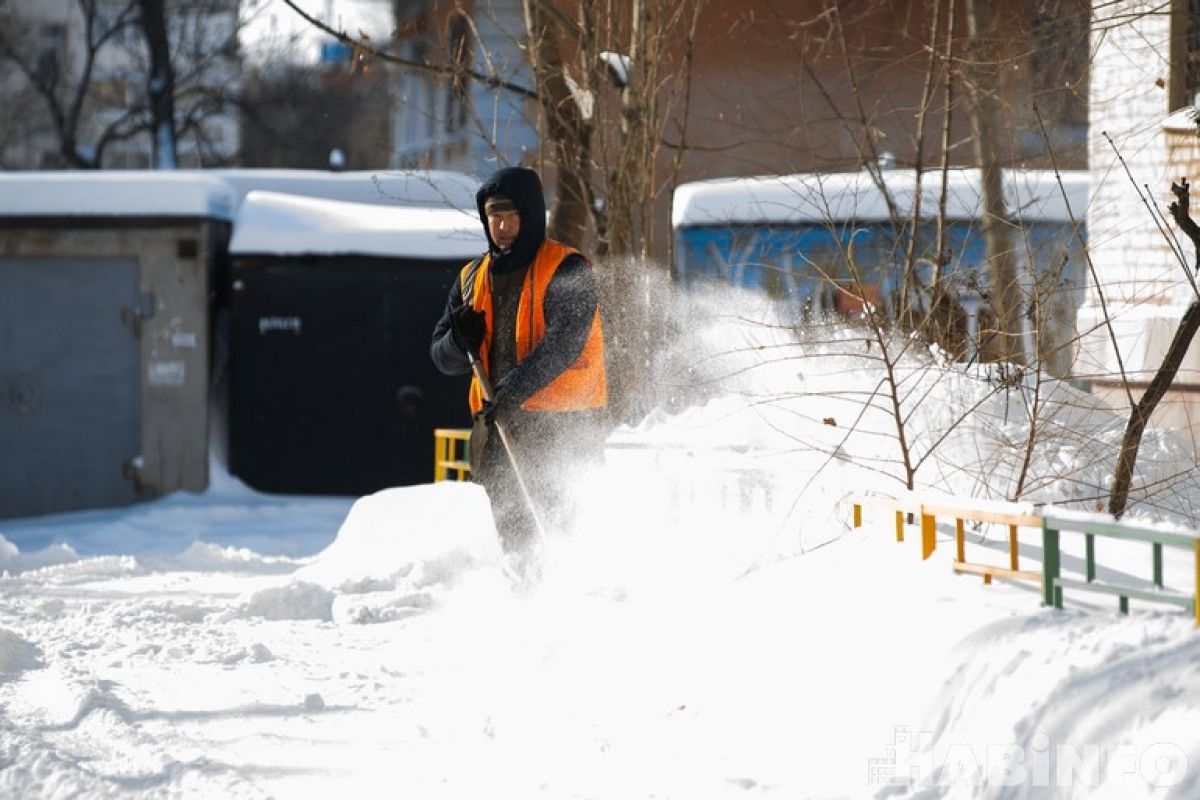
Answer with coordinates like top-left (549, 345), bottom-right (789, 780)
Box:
top-left (477, 377), bottom-right (517, 426)
top-left (452, 304), bottom-right (486, 353)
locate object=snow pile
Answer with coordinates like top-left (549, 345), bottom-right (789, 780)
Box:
top-left (298, 482), bottom-right (499, 592)
top-left (0, 535), bottom-right (80, 574)
top-left (228, 190), bottom-right (485, 258)
top-left (0, 464), bottom-right (354, 561)
top-left (287, 482), bottom-right (502, 624)
top-left (894, 611), bottom-right (1200, 796)
top-left (229, 581), bottom-right (335, 622)
top-left (0, 628), bottom-right (42, 675)
top-left (163, 541), bottom-right (299, 574)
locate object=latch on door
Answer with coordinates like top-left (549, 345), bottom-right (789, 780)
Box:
top-left (121, 292), bottom-right (157, 337)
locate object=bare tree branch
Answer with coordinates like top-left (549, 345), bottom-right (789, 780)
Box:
top-left (278, 0), bottom-right (536, 99)
top-left (1110, 178), bottom-right (1200, 518)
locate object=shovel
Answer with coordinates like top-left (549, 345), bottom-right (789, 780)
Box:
top-left (467, 349), bottom-right (549, 546)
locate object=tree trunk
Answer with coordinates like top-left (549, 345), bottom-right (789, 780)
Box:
top-left (964, 0), bottom-right (1023, 366)
top-left (1110, 178), bottom-right (1200, 517)
top-left (138, 0), bottom-right (177, 169)
top-left (522, 0), bottom-right (591, 247)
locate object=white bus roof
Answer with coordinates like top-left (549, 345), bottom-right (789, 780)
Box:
top-left (228, 190), bottom-right (486, 259)
top-left (203, 168), bottom-right (478, 210)
top-left (672, 169), bottom-right (1089, 228)
top-left (0, 171), bottom-right (237, 220)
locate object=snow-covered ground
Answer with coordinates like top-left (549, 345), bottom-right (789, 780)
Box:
top-left (2, 300), bottom-right (1199, 799)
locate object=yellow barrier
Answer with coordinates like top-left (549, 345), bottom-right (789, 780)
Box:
top-left (434, 428), bottom-right (471, 481)
top-left (850, 493), bottom-right (1042, 574)
top-left (853, 493), bottom-right (1200, 624)
top-left (850, 493), bottom-right (929, 556)
top-left (922, 498), bottom-right (1042, 584)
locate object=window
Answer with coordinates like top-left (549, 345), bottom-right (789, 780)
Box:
top-left (35, 24), bottom-right (64, 84)
top-left (1170, 0), bottom-right (1200, 110)
top-left (1030, 1), bottom-right (1088, 130)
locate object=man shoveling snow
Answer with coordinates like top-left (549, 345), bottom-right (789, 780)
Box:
top-left (429, 167), bottom-right (608, 583)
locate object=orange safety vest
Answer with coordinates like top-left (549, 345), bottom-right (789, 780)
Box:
top-left (460, 239), bottom-right (607, 414)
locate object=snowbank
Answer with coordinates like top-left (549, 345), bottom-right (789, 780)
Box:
top-left (0, 297), bottom-right (1198, 798)
top-left (297, 482), bottom-right (499, 593)
top-left (276, 482), bottom-right (504, 624)
top-left (0, 629), bottom-right (42, 675)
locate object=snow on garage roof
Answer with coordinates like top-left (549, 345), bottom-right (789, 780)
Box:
top-left (204, 168), bottom-right (479, 210)
top-left (0, 171), bottom-right (238, 220)
top-left (228, 190), bottom-right (487, 259)
top-left (672, 169), bottom-right (1090, 228)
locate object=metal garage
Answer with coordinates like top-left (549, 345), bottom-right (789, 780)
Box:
top-left (226, 190), bottom-right (485, 495)
top-left (0, 172), bottom-right (234, 519)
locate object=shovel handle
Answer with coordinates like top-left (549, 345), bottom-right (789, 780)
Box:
top-left (465, 349), bottom-right (548, 545)
top-left (466, 350), bottom-right (495, 402)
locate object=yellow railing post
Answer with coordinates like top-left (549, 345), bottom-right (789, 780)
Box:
top-left (853, 503), bottom-right (862, 528)
top-left (955, 518), bottom-right (965, 563)
top-left (433, 428), bottom-right (471, 482)
top-left (1009, 524), bottom-right (1019, 572)
top-left (921, 511), bottom-right (936, 560)
top-left (894, 510), bottom-right (904, 542)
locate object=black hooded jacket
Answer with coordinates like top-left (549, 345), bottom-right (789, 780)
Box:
top-left (429, 167), bottom-right (600, 410)
top-left (475, 166), bottom-right (546, 275)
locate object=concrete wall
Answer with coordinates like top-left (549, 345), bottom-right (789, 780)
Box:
top-left (0, 221), bottom-right (216, 515)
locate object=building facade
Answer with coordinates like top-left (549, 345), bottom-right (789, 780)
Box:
top-left (0, 0), bottom-right (241, 169)
top-left (388, 0), bottom-right (535, 175)
top-left (385, 1), bottom-right (1089, 249)
top-left (1083, 0), bottom-right (1200, 448)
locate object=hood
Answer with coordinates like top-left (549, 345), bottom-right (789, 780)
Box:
top-left (476, 166), bottom-right (546, 273)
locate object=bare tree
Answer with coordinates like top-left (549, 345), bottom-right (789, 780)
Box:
top-left (0, 0), bottom-right (141, 167)
top-left (1110, 178), bottom-right (1200, 518)
top-left (522, 0), bottom-right (593, 247)
top-left (962, 0), bottom-right (1022, 366)
top-left (238, 63), bottom-right (393, 169)
top-left (0, 0), bottom-right (242, 169)
top-left (138, 0), bottom-right (177, 168)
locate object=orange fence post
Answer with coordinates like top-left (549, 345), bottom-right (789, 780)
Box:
top-left (1009, 524), bottom-right (1019, 572)
top-left (921, 512), bottom-right (936, 560)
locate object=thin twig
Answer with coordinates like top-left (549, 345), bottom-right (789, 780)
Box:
top-left (1031, 116), bottom-right (1133, 408)
top-left (279, 0), bottom-right (536, 99)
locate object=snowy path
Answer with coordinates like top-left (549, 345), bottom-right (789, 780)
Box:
top-left (1, 481), bottom-right (1198, 798)
top-left (4, 319), bottom-right (1200, 797)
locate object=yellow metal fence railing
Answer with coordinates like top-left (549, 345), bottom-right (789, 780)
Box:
top-left (849, 492), bottom-right (1200, 626)
top-left (851, 492), bottom-right (1042, 581)
top-left (433, 428), bottom-right (471, 481)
